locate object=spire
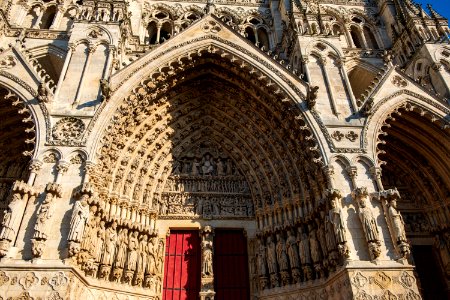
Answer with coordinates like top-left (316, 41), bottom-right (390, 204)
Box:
top-left (427, 4), bottom-right (446, 20)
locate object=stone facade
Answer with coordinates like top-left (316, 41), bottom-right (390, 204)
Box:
top-left (0, 0), bottom-right (449, 299)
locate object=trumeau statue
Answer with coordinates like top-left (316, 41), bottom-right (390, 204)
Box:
top-left (201, 226), bottom-right (214, 278)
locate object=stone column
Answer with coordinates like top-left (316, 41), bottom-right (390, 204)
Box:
top-left (200, 226), bottom-right (215, 300)
top-left (320, 57), bottom-right (339, 117)
top-left (72, 46), bottom-right (95, 107)
top-left (54, 44), bottom-right (74, 101)
top-left (27, 159), bottom-right (42, 186)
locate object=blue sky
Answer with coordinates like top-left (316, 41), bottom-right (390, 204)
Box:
top-left (415, 0), bottom-right (450, 19)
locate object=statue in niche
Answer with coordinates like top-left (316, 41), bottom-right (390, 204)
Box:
top-left (276, 233), bottom-right (289, 272)
top-left (328, 189), bottom-right (349, 257)
top-left (127, 231), bottom-right (139, 271)
top-left (216, 159), bottom-right (225, 176)
top-left (201, 154), bottom-right (215, 175)
top-left (101, 221), bottom-right (117, 266)
top-left (257, 239), bottom-right (267, 277)
top-left (68, 196), bottom-right (90, 243)
top-left (191, 158), bottom-right (200, 176)
top-left (266, 235), bottom-right (277, 274)
top-left (353, 187), bottom-right (381, 260)
top-left (386, 195), bottom-right (407, 243)
top-left (201, 238), bottom-right (213, 277)
top-left (33, 193), bottom-right (53, 240)
top-left (136, 234), bottom-right (148, 278)
top-left (308, 225), bottom-right (321, 264)
top-left (94, 220), bottom-right (106, 263)
top-left (0, 194), bottom-right (22, 242)
top-left (226, 159), bottom-right (233, 175)
top-left (115, 228), bottom-right (129, 269)
top-left (298, 229), bottom-right (311, 265)
top-left (286, 230), bottom-right (300, 269)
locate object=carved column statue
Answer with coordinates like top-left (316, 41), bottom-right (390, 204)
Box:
top-left (326, 188), bottom-right (350, 259)
top-left (200, 226), bottom-right (215, 300)
top-left (286, 229), bottom-right (301, 283)
top-left (266, 234), bottom-right (279, 287)
top-left (0, 181), bottom-right (38, 257)
top-left (380, 189), bottom-right (410, 259)
top-left (352, 187), bottom-right (381, 261)
top-left (275, 232), bottom-right (290, 285)
top-left (256, 235), bottom-right (268, 289)
top-left (31, 183), bottom-right (62, 258)
top-left (67, 183), bottom-right (94, 257)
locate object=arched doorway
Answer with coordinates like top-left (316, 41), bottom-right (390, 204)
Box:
top-left (0, 87), bottom-right (35, 221)
top-left (378, 105), bottom-right (450, 299)
top-left (83, 45), bottom-right (328, 299)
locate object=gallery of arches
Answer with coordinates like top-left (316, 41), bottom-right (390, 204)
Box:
top-left (0, 0), bottom-right (449, 299)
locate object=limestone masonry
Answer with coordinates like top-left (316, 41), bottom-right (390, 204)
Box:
top-left (0, 0), bottom-right (448, 299)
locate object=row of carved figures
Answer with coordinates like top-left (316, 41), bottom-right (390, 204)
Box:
top-left (75, 3), bottom-right (126, 23)
top-left (66, 187), bottom-right (164, 290)
top-left (253, 187), bottom-right (411, 290)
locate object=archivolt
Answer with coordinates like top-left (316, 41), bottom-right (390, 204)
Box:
top-left (92, 57), bottom-right (327, 216)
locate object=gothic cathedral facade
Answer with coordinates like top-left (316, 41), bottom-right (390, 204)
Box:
top-left (0, 0), bottom-right (449, 299)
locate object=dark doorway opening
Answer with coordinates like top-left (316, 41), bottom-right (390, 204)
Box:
top-left (412, 245), bottom-right (448, 300)
top-left (213, 229), bottom-right (250, 300)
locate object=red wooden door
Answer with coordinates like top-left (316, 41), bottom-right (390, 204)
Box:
top-left (213, 229), bottom-right (250, 300)
top-left (163, 230), bottom-right (201, 300)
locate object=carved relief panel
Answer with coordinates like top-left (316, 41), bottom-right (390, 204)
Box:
top-left (159, 143), bottom-right (254, 220)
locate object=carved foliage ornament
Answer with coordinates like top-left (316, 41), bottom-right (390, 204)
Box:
top-left (51, 117), bottom-right (85, 144)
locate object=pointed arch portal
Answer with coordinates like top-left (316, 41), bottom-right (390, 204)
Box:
top-left (89, 24), bottom-right (328, 295)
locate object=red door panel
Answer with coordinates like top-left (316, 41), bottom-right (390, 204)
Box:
top-left (213, 229), bottom-right (250, 300)
top-left (163, 230), bottom-right (201, 300)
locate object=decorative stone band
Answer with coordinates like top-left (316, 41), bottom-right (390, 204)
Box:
top-left (0, 180), bottom-right (38, 257)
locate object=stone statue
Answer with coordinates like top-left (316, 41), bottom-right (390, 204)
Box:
top-left (354, 187), bottom-right (381, 260)
top-left (115, 228), bottom-right (129, 268)
top-left (68, 197), bottom-right (90, 243)
top-left (306, 85), bottom-right (319, 109)
top-left (0, 194), bottom-right (21, 242)
top-left (37, 83), bottom-right (52, 103)
top-left (257, 239), bottom-right (267, 277)
top-left (266, 235), bottom-right (277, 274)
top-left (33, 194), bottom-right (53, 240)
top-left (216, 159), bottom-right (225, 176)
top-left (94, 220), bottom-right (106, 262)
top-left (137, 234), bottom-right (148, 275)
top-left (201, 238), bottom-right (213, 277)
top-left (100, 79), bottom-right (111, 102)
top-left (328, 190), bottom-right (350, 258)
top-left (309, 226), bottom-right (321, 264)
top-left (298, 230), bottom-right (311, 265)
top-left (0, 209), bottom-right (12, 241)
top-left (201, 154), bottom-right (214, 175)
top-left (101, 222), bottom-right (118, 266)
top-left (276, 233), bottom-right (289, 272)
top-left (388, 198), bottom-right (407, 243)
top-left (127, 231), bottom-right (139, 271)
top-left (286, 230), bottom-right (300, 269)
